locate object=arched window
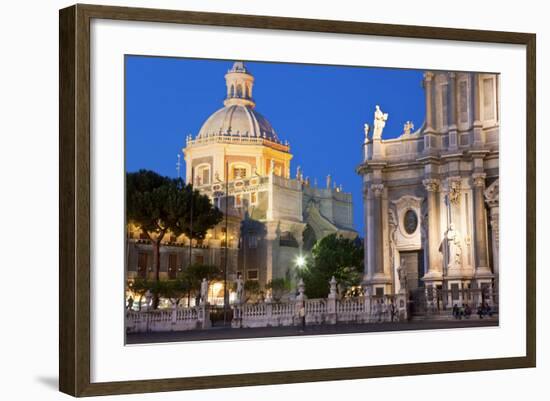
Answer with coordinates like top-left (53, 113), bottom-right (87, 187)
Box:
top-left (236, 84), bottom-right (243, 98)
top-left (196, 164), bottom-right (211, 186)
top-left (230, 85), bottom-right (235, 98)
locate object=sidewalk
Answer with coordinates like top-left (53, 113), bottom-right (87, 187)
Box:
top-left (126, 319), bottom-right (498, 344)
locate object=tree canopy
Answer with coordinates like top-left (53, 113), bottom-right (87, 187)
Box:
top-left (126, 169), bottom-right (223, 307)
top-left (127, 169), bottom-right (223, 242)
top-left (298, 234), bottom-right (364, 299)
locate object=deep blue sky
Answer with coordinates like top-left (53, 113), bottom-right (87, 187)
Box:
top-left (126, 56), bottom-right (426, 234)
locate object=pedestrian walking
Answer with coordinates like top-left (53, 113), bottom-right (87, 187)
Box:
top-left (126, 295), bottom-right (134, 310)
top-left (298, 301), bottom-right (306, 332)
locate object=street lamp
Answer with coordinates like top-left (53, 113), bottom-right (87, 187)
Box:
top-left (295, 255), bottom-right (306, 268)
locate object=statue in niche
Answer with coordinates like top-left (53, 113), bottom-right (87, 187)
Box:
top-left (397, 258), bottom-right (408, 293)
top-left (446, 223), bottom-right (463, 268)
top-left (448, 179), bottom-right (461, 205)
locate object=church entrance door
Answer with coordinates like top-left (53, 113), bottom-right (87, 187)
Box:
top-left (400, 250), bottom-right (426, 315)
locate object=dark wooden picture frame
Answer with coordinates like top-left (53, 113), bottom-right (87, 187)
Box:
top-left (59, 3), bottom-right (536, 397)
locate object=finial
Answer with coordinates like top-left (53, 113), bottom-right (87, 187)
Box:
top-left (403, 121), bottom-right (414, 136)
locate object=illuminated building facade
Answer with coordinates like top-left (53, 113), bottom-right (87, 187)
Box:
top-left (126, 62), bottom-right (356, 302)
top-left (358, 71), bottom-right (499, 309)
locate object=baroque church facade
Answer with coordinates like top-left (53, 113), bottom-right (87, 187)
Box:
top-left (358, 71), bottom-right (499, 309)
top-left (127, 62), bottom-right (356, 302)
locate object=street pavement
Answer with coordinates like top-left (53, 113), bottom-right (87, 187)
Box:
top-left (126, 318), bottom-right (498, 344)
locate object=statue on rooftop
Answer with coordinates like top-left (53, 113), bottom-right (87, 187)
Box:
top-left (373, 105), bottom-right (389, 139)
top-left (403, 121), bottom-right (414, 136)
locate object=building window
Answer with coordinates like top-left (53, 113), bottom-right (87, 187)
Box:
top-left (247, 270), bottom-right (259, 280)
top-left (250, 192), bottom-right (257, 205)
top-left (196, 165), bottom-right (210, 186)
top-left (235, 194), bottom-right (242, 207)
top-left (233, 167), bottom-right (246, 179)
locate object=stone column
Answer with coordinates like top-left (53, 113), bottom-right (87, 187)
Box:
top-left (371, 184), bottom-right (385, 275)
top-left (423, 72), bottom-right (437, 154)
top-left (424, 72), bottom-right (435, 131)
top-left (448, 73), bottom-right (459, 151)
top-left (422, 178), bottom-right (442, 281)
top-left (364, 185), bottom-right (375, 282)
top-left (472, 173), bottom-right (491, 275)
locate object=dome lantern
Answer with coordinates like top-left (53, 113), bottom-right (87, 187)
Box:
top-left (224, 61), bottom-right (255, 108)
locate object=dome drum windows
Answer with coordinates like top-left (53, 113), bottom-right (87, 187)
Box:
top-left (229, 162), bottom-right (251, 180)
top-left (195, 164), bottom-right (211, 186)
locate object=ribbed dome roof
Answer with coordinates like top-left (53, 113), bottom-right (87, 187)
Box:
top-left (197, 104), bottom-right (279, 141)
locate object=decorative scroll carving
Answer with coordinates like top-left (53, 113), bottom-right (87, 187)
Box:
top-left (446, 176), bottom-right (462, 205)
top-left (422, 178), bottom-right (440, 192)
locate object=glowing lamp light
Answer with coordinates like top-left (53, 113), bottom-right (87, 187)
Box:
top-left (295, 255), bottom-right (306, 268)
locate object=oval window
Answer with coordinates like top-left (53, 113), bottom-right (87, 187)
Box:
top-left (404, 209), bottom-right (418, 234)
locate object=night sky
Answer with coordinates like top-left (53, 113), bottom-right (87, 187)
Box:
top-left (125, 56), bottom-right (426, 234)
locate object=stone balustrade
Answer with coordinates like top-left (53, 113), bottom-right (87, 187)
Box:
top-left (126, 304), bottom-right (210, 333)
top-left (232, 294), bottom-right (408, 329)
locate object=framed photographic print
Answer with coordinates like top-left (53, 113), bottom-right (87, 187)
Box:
top-left (59, 4), bottom-right (536, 397)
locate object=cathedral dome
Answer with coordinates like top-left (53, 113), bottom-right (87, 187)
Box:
top-left (195, 61), bottom-right (280, 143)
top-left (197, 104), bottom-right (279, 141)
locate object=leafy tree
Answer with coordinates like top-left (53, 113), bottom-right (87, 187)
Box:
top-left (244, 280), bottom-right (261, 303)
top-left (185, 264), bottom-right (222, 293)
top-left (298, 234), bottom-right (364, 299)
top-left (126, 170), bottom-right (223, 307)
top-left (266, 277), bottom-right (292, 302)
top-left (128, 277), bottom-right (154, 311)
top-left (154, 276), bottom-right (192, 307)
